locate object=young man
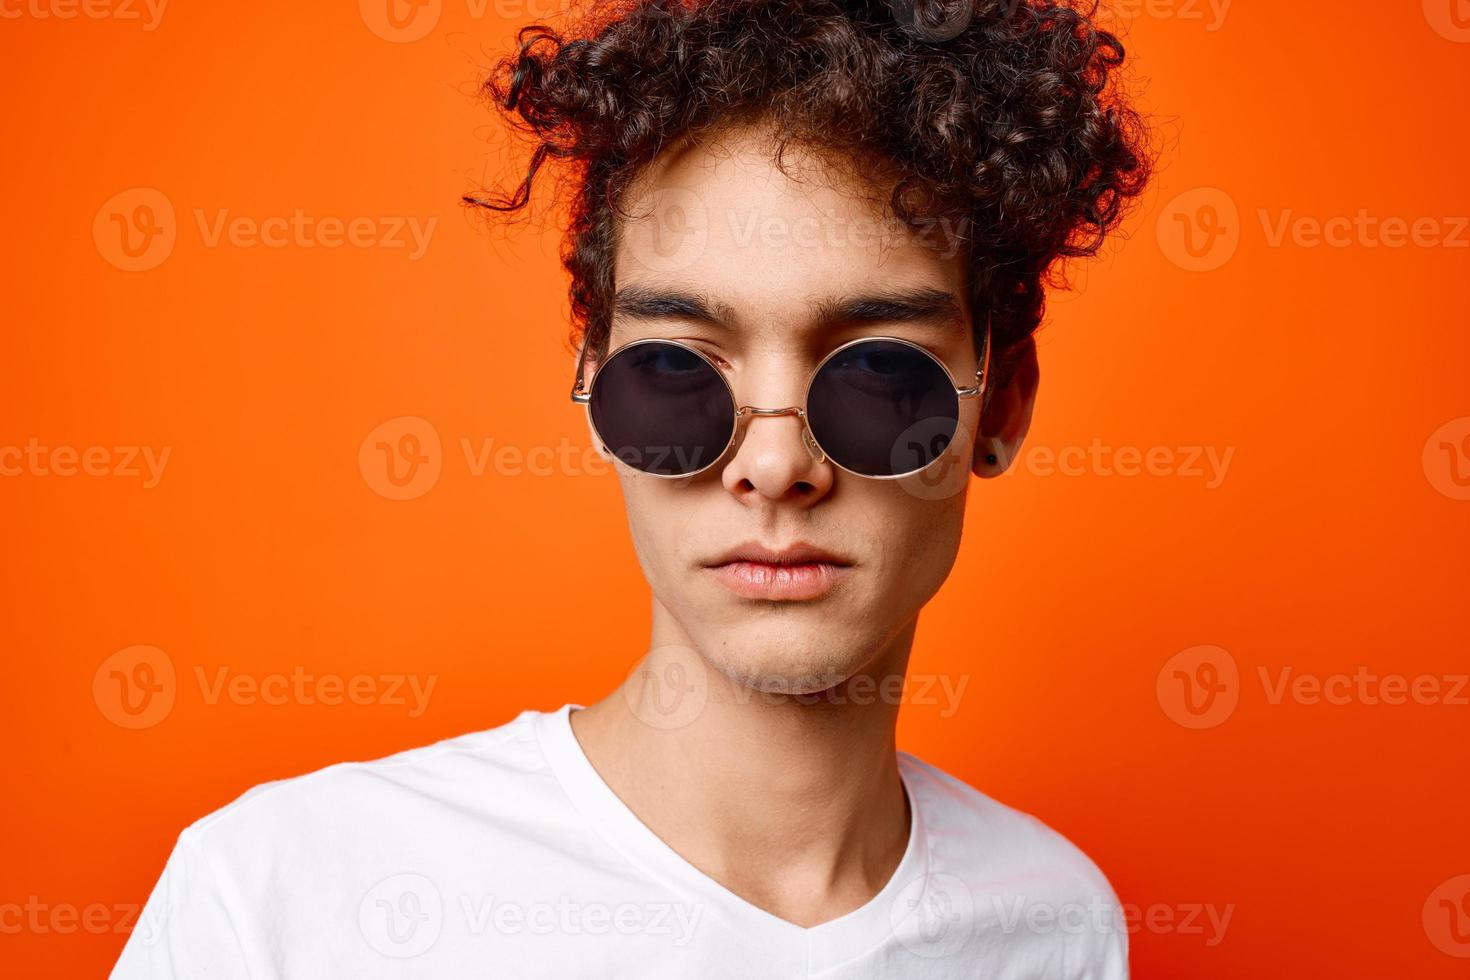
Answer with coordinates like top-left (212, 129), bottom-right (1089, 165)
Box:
top-left (114, 1), bottom-right (1150, 976)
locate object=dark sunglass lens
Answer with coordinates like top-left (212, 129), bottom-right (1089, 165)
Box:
top-left (589, 342), bottom-right (734, 476)
top-left (806, 340), bottom-right (960, 476)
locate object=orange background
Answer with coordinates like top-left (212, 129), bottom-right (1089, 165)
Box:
top-left (3, 2), bottom-right (1468, 976)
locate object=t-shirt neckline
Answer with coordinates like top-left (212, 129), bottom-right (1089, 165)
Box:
top-left (533, 702), bottom-right (930, 968)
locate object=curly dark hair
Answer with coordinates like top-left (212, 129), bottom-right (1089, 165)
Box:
top-left (466, 0), bottom-right (1154, 387)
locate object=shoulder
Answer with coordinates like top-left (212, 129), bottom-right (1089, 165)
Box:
top-left (898, 751), bottom-right (1128, 975)
top-left (900, 750), bottom-right (1116, 893)
top-left (180, 707), bottom-right (561, 860)
top-left (113, 709), bottom-right (571, 977)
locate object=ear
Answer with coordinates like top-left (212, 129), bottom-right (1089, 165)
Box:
top-left (971, 335), bottom-right (1039, 478)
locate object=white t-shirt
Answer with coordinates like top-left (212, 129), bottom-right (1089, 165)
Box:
top-left (112, 704), bottom-right (1127, 978)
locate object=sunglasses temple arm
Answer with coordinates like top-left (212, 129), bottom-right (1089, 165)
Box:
top-left (570, 332), bottom-right (592, 404)
top-left (978, 314), bottom-right (993, 411)
top-left (957, 313), bottom-right (993, 405)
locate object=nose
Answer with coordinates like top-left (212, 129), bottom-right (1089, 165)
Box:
top-left (719, 402), bottom-right (834, 504)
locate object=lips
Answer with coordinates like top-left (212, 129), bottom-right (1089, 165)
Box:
top-left (702, 541), bottom-right (853, 601)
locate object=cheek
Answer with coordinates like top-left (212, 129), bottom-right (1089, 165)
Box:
top-left (891, 499), bottom-right (967, 614)
top-left (616, 473), bottom-right (662, 566)
top-left (847, 478), bottom-right (969, 595)
top-left (615, 473), bottom-right (704, 585)
top-left (903, 489), bottom-right (968, 573)
top-left (885, 414), bottom-right (976, 509)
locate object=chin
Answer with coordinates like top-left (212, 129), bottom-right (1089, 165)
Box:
top-left (695, 625), bottom-right (878, 698)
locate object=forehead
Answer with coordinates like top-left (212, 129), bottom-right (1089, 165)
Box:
top-left (612, 128), bottom-right (968, 342)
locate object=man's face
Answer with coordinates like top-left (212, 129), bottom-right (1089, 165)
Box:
top-left (589, 127), bottom-right (989, 695)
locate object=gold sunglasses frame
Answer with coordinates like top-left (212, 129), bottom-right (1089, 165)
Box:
top-left (569, 317), bottom-right (992, 481)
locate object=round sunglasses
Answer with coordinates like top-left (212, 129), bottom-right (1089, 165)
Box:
top-left (569, 323), bottom-right (991, 480)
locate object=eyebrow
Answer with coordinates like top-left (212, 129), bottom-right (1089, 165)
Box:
top-left (611, 284), bottom-right (966, 334)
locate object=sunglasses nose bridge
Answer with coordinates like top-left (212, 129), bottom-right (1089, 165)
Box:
top-left (735, 405), bottom-right (803, 418)
top-left (732, 405), bottom-right (827, 466)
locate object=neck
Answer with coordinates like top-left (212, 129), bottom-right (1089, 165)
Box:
top-left (569, 597), bottom-right (916, 927)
